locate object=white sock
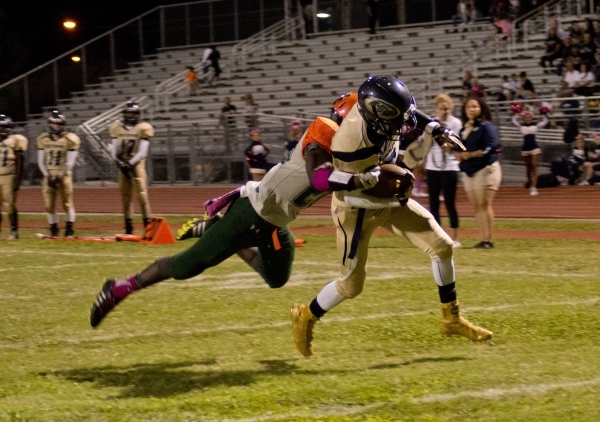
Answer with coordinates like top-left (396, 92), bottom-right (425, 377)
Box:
top-left (431, 256), bottom-right (455, 287)
top-left (316, 281), bottom-right (346, 311)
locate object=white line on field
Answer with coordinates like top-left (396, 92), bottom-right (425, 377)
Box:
top-left (411, 376), bottom-right (600, 403)
top-left (0, 297), bottom-right (597, 350)
top-left (208, 404), bottom-right (381, 421)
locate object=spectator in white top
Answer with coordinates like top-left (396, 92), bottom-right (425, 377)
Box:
top-left (573, 62), bottom-right (596, 96)
top-left (452, 0), bottom-right (469, 32)
top-left (425, 94), bottom-right (463, 247)
top-left (558, 61), bottom-right (581, 97)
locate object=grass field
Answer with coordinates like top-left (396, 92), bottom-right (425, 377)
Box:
top-left (1, 216), bottom-right (599, 421)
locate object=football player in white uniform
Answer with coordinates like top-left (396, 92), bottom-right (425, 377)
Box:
top-left (290, 76), bottom-right (492, 358)
top-left (90, 93), bottom-right (364, 328)
top-left (109, 101), bottom-right (154, 234)
top-left (36, 110), bottom-right (80, 237)
top-left (0, 115), bottom-right (28, 239)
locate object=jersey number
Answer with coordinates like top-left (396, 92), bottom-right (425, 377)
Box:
top-left (48, 150), bottom-right (62, 166)
top-left (291, 186), bottom-right (325, 208)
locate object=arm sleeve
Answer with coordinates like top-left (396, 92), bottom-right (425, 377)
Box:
top-left (511, 114), bottom-right (522, 128)
top-left (66, 150), bottom-right (78, 171)
top-left (111, 138), bottom-right (118, 161)
top-left (481, 124), bottom-right (500, 156)
top-left (536, 116), bottom-right (549, 128)
top-left (128, 139), bottom-right (149, 165)
top-left (37, 150), bottom-right (49, 177)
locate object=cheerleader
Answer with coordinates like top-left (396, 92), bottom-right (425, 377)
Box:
top-left (511, 105), bottom-right (549, 196)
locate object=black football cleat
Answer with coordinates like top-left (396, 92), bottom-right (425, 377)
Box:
top-left (90, 279), bottom-right (121, 328)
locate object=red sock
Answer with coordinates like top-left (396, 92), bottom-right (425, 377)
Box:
top-left (111, 274), bottom-right (138, 299)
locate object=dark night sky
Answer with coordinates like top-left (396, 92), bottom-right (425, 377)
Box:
top-left (1, 1), bottom-right (184, 77)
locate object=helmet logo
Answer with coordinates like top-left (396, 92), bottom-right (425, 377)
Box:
top-left (364, 97), bottom-right (401, 120)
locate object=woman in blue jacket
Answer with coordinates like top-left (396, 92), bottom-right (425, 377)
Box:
top-left (455, 96), bottom-right (502, 249)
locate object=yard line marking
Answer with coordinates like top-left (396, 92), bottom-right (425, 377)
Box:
top-left (0, 297), bottom-right (597, 350)
top-left (412, 376), bottom-right (600, 403)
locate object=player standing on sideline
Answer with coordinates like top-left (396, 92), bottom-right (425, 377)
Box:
top-left (89, 93), bottom-right (361, 328)
top-left (290, 76), bottom-right (492, 358)
top-left (109, 101), bottom-right (154, 235)
top-left (36, 110), bottom-right (80, 238)
top-left (0, 115), bottom-right (28, 239)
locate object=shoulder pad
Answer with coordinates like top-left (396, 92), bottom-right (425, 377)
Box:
top-left (137, 122), bottom-right (155, 139)
top-left (109, 121), bottom-right (122, 137)
top-left (301, 117), bottom-right (338, 158)
top-left (36, 132), bottom-right (51, 147)
top-left (11, 134), bottom-right (28, 151)
top-left (64, 132), bottom-right (81, 149)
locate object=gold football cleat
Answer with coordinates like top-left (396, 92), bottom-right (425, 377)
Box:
top-left (439, 300), bottom-right (492, 342)
top-left (290, 303), bottom-right (319, 357)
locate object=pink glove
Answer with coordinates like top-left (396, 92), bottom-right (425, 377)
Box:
top-left (204, 187), bottom-right (241, 217)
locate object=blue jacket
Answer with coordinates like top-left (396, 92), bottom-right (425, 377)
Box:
top-left (459, 120), bottom-right (500, 177)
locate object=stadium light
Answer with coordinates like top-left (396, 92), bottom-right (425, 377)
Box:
top-left (63, 20), bottom-right (77, 30)
top-left (71, 56), bottom-right (81, 63)
top-left (316, 12), bottom-right (331, 18)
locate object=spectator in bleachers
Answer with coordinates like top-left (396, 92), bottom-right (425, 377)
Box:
top-left (489, 0), bottom-right (508, 23)
top-left (573, 62), bottom-right (596, 96)
top-left (580, 132), bottom-right (600, 184)
top-left (456, 95), bottom-right (502, 249)
top-left (578, 32), bottom-right (596, 67)
top-left (452, 0), bottom-right (469, 32)
top-left (284, 119), bottom-right (302, 159)
top-left (549, 18), bottom-right (569, 42)
top-left (469, 78), bottom-right (487, 100)
top-left (508, 0), bottom-right (520, 22)
top-left (539, 27), bottom-right (563, 70)
top-left (200, 45), bottom-right (222, 86)
top-left (243, 93), bottom-right (259, 129)
top-left (581, 132), bottom-right (600, 183)
top-left (186, 66), bottom-right (199, 96)
top-left (511, 108), bottom-right (549, 196)
top-left (303, 4), bottom-right (314, 34)
top-left (556, 41), bottom-right (581, 76)
top-left (244, 128), bottom-right (270, 181)
top-left (515, 71), bottom-right (536, 99)
top-left (557, 60), bottom-right (580, 97)
top-left (484, 15), bottom-right (513, 46)
top-left (219, 97), bottom-right (238, 152)
top-left (364, 0), bottom-right (380, 35)
top-left (499, 75), bottom-right (516, 100)
top-left (468, 0), bottom-right (480, 24)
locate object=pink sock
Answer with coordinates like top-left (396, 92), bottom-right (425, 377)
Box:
top-left (111, 275), bottom-right (138, 299)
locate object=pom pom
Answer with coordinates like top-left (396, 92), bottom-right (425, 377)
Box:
top-left (539, 106), bottom-right (550, 115)
top-left (510, 103), bottom-right (522, 114)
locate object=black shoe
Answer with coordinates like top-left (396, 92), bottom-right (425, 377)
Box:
top-left (473, 241), bottom-right (494, 249)
top-left (65, 222), bottom-right (74, 238)
top-left (50, 223), bottom-right (59, 237)
top-left (90, 279), bottom-right (121, 328)
top-left (125, 219), bottom-right (133, 235)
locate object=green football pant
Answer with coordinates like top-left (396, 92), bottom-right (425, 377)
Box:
top-left (170, 197), bottom-right (295, 288)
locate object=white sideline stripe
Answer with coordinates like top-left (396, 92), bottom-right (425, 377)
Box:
top-left (412, 377), bottom-right (600, 403)
top-left (0, 297), bottom-right (597, 350)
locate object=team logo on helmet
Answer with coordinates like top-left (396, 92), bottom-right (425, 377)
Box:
top-left (363, 97), bottom-right (401, 120)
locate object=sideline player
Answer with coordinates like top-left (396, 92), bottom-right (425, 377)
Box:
top-left (0, 115), bottom-right (28, 239)
top-left (90, 93), bottom-right (365, 328)
top-left (109, 101), bottom-right (154, 235)
top-left (36, 110), bottom-right (80, 237)
top-left (290, 76), bottom-right (492, 358)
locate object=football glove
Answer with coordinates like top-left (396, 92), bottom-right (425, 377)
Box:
top-left (431, 126), bottom-right (466, 152)
top-left (356, 166), bottom-right (381, 189)
top-left (117, 161), bottom-right (134, 180)
top-left (47, 176), bottom-right (61, 189)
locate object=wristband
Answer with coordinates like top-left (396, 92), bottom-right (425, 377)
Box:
top-left (312, 167), bottom-right (333, 191)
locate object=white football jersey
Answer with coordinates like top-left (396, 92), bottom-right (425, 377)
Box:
top-left (244, 117), bottom-right (338, 227)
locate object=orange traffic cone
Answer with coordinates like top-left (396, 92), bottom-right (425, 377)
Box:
top-left (141, 217), bottom-right (176, 245)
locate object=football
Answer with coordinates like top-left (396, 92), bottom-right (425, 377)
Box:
top-left (363, 164), bottom-right (415, 198)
